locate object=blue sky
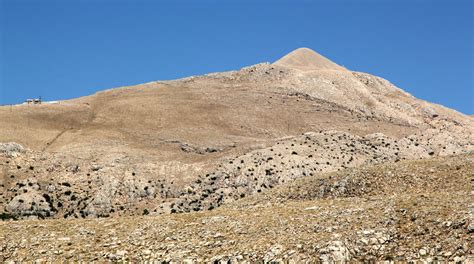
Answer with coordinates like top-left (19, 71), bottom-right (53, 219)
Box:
top-left (1, 0), bottom-right (473, 114)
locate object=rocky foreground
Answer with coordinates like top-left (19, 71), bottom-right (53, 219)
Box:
top-left (1, 154), bottom-right (473, 262)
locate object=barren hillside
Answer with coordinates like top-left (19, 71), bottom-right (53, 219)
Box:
top-left (1, 48), bottom-right (473, 262)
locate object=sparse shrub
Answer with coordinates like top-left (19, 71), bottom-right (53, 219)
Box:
top-left (0, 212), bottom-right (17, 221)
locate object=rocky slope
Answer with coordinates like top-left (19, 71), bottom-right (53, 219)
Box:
top-left (1, 126), bottom-right (472, 219)
top-left (1, 154), bottom-right (473, 262)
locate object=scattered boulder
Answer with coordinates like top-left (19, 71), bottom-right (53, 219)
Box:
top-left (83, 193), bottom-right (112, 218)
top-left (318, 241), bottom-right (351, 263)
top-left (0, 142), bottom-right (25, 158)
top-left (6, 191), bottom-right (54, 218)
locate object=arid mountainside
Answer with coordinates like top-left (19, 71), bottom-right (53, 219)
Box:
top-left (1, 48), bottom-right (472, 220)
top-left (0, 48), bottom-right (473, 261)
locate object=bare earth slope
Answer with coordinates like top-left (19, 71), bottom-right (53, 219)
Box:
top-left (1, 48), bottom-right (473, 262)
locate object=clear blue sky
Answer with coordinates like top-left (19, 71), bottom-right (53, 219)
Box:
top-left (1, 0), bottom-right (473, 114)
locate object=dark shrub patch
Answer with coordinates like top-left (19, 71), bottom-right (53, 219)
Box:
top-left (0, 212), bottom-right (17, 221)
top-left (42, 194), bottom-right (52, 203)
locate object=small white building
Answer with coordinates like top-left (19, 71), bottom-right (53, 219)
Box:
top-left (25, 98), bottom-right (42, 104)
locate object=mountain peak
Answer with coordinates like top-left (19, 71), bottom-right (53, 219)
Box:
top-left (273, 47), bottom-right (347, 71)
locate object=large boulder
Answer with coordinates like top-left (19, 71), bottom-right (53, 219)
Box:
top-left (319, 241), bottom-right (351, 263)
top-left (6, 191), bottom-right (54, 219)
top-left (0, 142), bottom-right (25, 158)
top-left (83, 193), bottom-right (112, 218)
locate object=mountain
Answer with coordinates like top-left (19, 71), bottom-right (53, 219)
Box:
top-left (273, 47), bottom-right (347, 71)
top-left (1, 48), bottom-right (473, 262)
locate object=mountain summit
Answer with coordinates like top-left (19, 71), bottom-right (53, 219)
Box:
top-left (273, 47), bottom-right (347, 71)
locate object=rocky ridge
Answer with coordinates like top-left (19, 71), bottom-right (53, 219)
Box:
top-left (1, 124), bottom-right (472, 219)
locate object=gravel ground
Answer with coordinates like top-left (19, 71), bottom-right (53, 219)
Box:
top-left (2, 154), bottom-right (473, 262)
